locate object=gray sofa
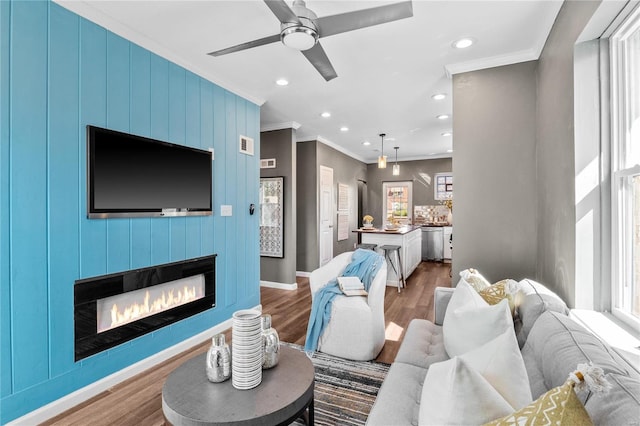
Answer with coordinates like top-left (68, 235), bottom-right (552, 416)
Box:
top-left (367, 280), bottom-right (640, 425)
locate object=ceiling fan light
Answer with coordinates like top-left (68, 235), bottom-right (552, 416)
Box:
top-left (453, 37), bottom-right (474, 49)
top-left (282, 27), bottom-right (318, 51)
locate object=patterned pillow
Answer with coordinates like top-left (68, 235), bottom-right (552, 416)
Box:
top-left (485, 362), bottom-right (612, 426)
top-left (478, 279), bottom-right (518, 316)
top-left (459, 268), bottom-right (491, 291)
top-left (483, 378), bottom-right (593, 426)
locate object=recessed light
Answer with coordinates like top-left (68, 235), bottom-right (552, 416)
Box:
top-left (321, 111), bottom-right (331, 118)
top-left (437, 114), bottom-right (449, 120)
top-left (432, 93), bottom-right (446, 100)
top-left (446, 149), bottom-right (453, 153)
top-left (453, 38), bottom-right (474, 49)
top-left (340, 126), bottom-right (349, 132)
top-left (362, 141), bottom-right (371, 146)
top-left (275, 78), bottom-right (289, 86)
top-left (441, 131), bottom-right (452, 137)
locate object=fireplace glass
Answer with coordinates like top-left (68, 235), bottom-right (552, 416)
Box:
top-left (96, 274), bottom-right (205, 333)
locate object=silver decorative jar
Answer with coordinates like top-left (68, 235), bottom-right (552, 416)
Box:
top-left (206, 333), bottom-right (231, 383)
top-left (261, 314), bottom-right (280, 369)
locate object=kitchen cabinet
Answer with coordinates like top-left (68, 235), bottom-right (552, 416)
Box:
top-left (443, 226), bottom-right (453, 260)
top-left (356, 226), bottom-right (422, 287)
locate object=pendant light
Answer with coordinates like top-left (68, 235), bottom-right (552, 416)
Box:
top-left (392, 146), bottom-right (400, 176)
top-left (378, 133), bottom-right (387, 168)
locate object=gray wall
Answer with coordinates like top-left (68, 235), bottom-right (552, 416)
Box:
top-left (366, 158), bottom-right (453, 224)
top-left (536, 0), bottom-right (601, 307)
top-left (296, 141), bottom-right (318, 273)
top-left (318, 143), bottom-right (368, 257)
top-left (260, 129), bottom-right (297, 285)
top-left (296, 140), bottom-right (367, 273)
top-left (452, 61), bottom-right (538, 283)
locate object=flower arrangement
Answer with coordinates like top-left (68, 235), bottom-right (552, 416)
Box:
top-left (387, 215), bottom-right (401, 225)
top-left (440, 199), bottom-right (453, 211)
top-left (363, 215), bottom-right (374, 223)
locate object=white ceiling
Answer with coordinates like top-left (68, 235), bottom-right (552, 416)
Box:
top-left (56, 0), bottom-right (563, 163)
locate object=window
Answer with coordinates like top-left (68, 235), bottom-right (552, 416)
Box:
top-left (434, 172), bottom-right (453, 200)
top-left (382, 181), bottom-right (413, 225)
top-left (610, 6), bottom-right (640, 329)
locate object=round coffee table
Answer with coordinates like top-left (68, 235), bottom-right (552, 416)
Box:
top-left (162, 345), bottom-right (315, 425)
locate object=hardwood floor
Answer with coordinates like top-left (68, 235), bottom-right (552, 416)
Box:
top-left (42, 261), bottom-right (450, 425)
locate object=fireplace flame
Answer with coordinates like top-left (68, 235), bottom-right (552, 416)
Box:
top-left (109, 285), bottom-right (198, 329)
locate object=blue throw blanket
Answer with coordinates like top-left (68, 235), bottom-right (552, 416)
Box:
top-left (304, 249), bottom-right (385, 353)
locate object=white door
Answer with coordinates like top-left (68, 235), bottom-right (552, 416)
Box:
top-left (319, 165), bottom-right (334, 266)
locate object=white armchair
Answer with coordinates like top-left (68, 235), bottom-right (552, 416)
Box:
top-left (308, 251), bottom-right (388, 361)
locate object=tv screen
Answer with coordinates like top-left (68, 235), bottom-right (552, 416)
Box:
top-left (87, 125), bottom-right (212, 218)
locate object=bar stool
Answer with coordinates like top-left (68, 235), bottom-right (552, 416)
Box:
top-left (379, 245), bottom-right (406, 292)
top-left (356, 243), bottom-right (377, 251)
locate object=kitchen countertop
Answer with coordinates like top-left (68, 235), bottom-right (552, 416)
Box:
top-left (353, 225), bottom-right (421, 235)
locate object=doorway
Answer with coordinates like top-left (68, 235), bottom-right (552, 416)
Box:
top-left (357, 179), bottom-right (367, 228)
top-left (382, 181), bottom-right (413, 225)
top-left (319, 165), bottom-right (334, 266)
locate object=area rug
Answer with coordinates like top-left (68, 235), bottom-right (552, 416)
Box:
top-left (284, 343), bottom-right (390, 426)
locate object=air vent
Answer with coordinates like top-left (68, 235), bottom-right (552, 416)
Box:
top-left (260, 158), bottom-right (276, 169)
top-left (239, 135), bottom-right (254, 155)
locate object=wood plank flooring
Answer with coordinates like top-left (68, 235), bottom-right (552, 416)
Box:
top-left (42, 261), bottom-right (450, 425)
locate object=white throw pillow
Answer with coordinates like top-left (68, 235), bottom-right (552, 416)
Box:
top-left (418, 329), bottom-right (532, 425)
top-left (443, 279), bottom-right (512, 356)
top-left (418, 357), bottom-right (514, 425)
top-left (458, 328), bottom-right (532, 410)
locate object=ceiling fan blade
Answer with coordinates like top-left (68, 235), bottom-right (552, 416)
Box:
top-left (315, 1), bottom-right (413, 38)
top-left (301, 42), bottom-right (337, 82)
top-left (207, 34), bottom-right (281, 56)
top-left (263, 0), bottom-right (301, 24)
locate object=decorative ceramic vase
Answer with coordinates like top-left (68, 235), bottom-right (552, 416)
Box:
top-left (447, 210), bottom-right (453, 225)
top-left (206, 333), bottom-right (231, 383)
top-left (261, 314), bottom-right (280, 369)
top-left (231, 309), bottom-right (263, 389)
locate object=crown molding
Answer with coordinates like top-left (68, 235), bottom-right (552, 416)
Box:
top-left (260, 122), bottom-right (302, 132)
top-left (313, 136), bottom-right (368, 163)
top-left (445, 48), bottom-right (539, 77)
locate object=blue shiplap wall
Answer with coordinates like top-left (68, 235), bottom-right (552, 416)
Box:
top-left (0, 1), bottom-right (261, 422)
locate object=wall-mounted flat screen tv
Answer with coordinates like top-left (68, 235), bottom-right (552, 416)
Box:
top-left (87, 125), bottom-right (212, 218)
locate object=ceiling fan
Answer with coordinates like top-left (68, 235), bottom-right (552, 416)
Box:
top-left (207, 0), bottom-right (413, 81)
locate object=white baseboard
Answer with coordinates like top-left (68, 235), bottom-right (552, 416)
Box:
top-left (296, 271), bottom-right (311, 278)
top-left (260, 280), bottom-right (298, 290)
top-left (9, 305), bottom-right (262, 426)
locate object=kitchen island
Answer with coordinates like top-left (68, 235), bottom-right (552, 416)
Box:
top-left (353, 226), bottom-right (422, 287)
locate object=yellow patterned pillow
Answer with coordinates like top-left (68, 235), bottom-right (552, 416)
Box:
top-left (460, 268), bottom-right (491, 291)
top-left (484, 363), bottom-right (611, 426)
top-left (484, 379), bottom-right (592, 426)
top-left (479, 279), bottom-right (517, 316)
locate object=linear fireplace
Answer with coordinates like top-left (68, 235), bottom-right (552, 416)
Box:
top-left (74, 255), bottom-right (216, 361)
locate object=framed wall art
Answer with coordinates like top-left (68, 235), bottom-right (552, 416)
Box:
top-left (260, 177), bottom-right (284, 258)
